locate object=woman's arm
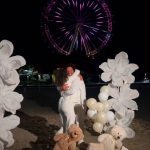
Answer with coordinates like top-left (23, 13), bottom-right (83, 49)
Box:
top-left (60, 69), bottom-right (80, 91)
top-left (60, 69), bottom-right (80, 92)
top-left (63, 77), bottom-right (81, 95)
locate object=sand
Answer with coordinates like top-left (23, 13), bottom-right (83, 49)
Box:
top-left (5, 97), bottom-right (150, 150)
top-left (5, 84), bottom-right (150, 150)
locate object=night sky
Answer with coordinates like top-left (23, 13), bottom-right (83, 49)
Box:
top-left (0, 0), bottom-right (149, 80)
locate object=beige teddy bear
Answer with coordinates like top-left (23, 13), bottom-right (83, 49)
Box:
top-left (87, 125), bottom-right (128, 150)
top-left (53, 133), bottom-right (70, 150)
top-left (87, 134), bottom-right (116, 150)
top-left (53, 124), bottom-right (84, 150)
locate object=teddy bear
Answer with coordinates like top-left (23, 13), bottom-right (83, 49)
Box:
top-left (53, 124), bottom-right (84, 150)
top-left (87, 134), bottom-right (116, 150)
top-left (87, 125), bottom-right (128, 150)
top-left (53, 133), bottom-right (69, 150)
top-left (67, 124), bottom-right (84, 149)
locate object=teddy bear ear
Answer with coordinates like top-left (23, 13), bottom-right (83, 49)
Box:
top-left (69, 124), bottom-right (77, 129)
top-left (68, 124), bottom-right (79, 132)
top-left (125, 127), bottom-right (135, 138)
top-left (53, 134), bottom-right (64, 141)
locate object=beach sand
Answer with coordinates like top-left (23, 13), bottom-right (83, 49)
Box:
top-left (6, 84), bottom-right (150, 150)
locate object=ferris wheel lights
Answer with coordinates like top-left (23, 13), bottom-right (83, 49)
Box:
top-left (41, 0), bottom-right (112, 57)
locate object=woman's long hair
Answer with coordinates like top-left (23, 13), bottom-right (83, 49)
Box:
top-left (52, 68), bottom-right (68, 87)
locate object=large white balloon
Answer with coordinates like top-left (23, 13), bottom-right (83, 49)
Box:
top-left (106, 111), bottom-right (115, 122)
top-left (93, 122), bottom-right (103, 133)
top-left (87, 109), bottom-right (97, 119)
top-left (100, 85), bottom-right (109, 94)
top-left (86, 98), bottom-right (97, 110)
top-left (96, 102), bottom-right (104, 112)
top-left (98, 92), bottom-right (109, 102)
top-left (95, 112), bottom-right (107, 124)
top-left (103, 101), bottom-right (110, 112)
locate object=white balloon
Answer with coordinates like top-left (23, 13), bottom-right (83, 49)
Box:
top-left (106, 111), bottom-right (115, 122)
top-left (86, 98), bottom-right (97, 110)
top-left (87, 109), bottom-right (97, 119)
top-left (96, 102), bottom-right (104, 112)
top-left (93, 122), bottom-right (103, 133)
top-left (98, 92), bottom-right (109, 102)
top-left (95, 112), bottom-right (107, 124)
top-left (100, 85), bottom-right (109, 94)
top-left (103, 101), bottom-right (110, 112)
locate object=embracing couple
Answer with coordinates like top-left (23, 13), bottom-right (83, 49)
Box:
top-left (53, 63), bottom-right (86, 144)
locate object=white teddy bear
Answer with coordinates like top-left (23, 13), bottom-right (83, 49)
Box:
top-left (87, 125), bottom-right (129, 150)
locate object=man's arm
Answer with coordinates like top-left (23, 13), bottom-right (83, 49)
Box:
top-left (79, 81), bottom-right (86, 108)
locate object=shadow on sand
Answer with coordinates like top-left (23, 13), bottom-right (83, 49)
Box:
top-left (17, 111), bottom-right (59, 150)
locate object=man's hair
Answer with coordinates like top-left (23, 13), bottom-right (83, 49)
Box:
top-left (65, 63), bottom-right (76, 71)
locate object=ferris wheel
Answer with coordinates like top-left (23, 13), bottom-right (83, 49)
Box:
top-left (41, 0), bottom-right (112, 57)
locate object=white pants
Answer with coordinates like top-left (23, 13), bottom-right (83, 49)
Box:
top-left (57, 95), bottom-right (80, 134)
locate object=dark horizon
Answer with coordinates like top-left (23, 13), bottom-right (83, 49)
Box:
top-left (0, 0), bottom-right (149, 80)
